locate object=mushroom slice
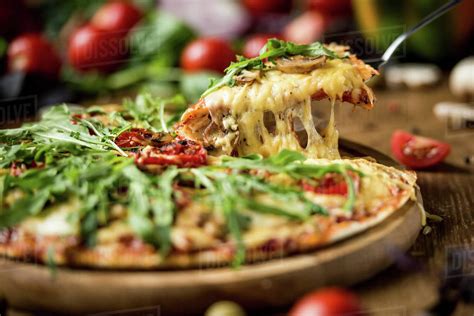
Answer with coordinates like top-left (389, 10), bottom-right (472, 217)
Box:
top-left (276, 56), bottom-right (327, 74)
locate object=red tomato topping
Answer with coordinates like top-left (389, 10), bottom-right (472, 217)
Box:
top-left (302, 173), bottom-right (358, 196)
top-left (391, 130), bottom-right (451, 169)
top-left (136, 138), bottom-right (207, 168)
top-left (115, 129), bottom-right (207, 168)
top-left (289, 287), bottom-right (363, 316)
top-left (10, 162), bottom-right (24, 177)
top-left (10, 161), bottom-right (42, 177)
top-left (7, 34), bottom-right (62, 78)
top-left (180, 37), bottom-right (236, 73)
top-left (114, 128), bottom-right (153, 148)
top-left (242, 33), bottom-right (280, 58)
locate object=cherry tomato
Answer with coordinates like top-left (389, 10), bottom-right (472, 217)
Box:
top-left (301, 172), bottom-right (360, 196)
top-left (290, 288), bottom-right (363, 316)
top-left (114, 128), bottom-right (153, 148)
top-left (136, 138), bottom-right (208, 168)
top-left (243, 0), bottom-right (293, 16)
top-left (180, 37), bottom-right (236, 73)
top-left (115, 129), bottom-right (208, 168)
top-left (302, 174), bottom-right (347, 196)
top-left (242, 33), bottom-right (279, 58)
top-left (68, 24), bottom-right (128, 73)
top-left (307, 0), bottom-right (352, 15)
top-left (7, 34), bottom-right (61, 78)
top-left (391, 130), bottom-right (451, 169)
top-left (283, 11), bottom-right (327, 44)
top-left (10, 161), bottom-right (42, 177)
top-left (91, 1), bottom-right (142, 36)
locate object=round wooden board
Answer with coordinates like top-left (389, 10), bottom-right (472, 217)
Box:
top-left (0, 140), bottom-right (422, 316)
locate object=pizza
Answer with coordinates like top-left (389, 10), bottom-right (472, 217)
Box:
top-left (0, 40), bottom-right (419, 269)
top-left (178, 41), bottom-right (378, 158)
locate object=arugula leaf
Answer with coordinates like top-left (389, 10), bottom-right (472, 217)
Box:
top-left (0, 190), bottom-right (50, 228)
top-left (152, 167), bottom-right (179, 256)
top-left (124, 93), bottom-right (187, 132)
top-left (180, 71), bottom-right (221, 103)
top-left (124, 165), bottom-right (178, 255)
top-left (221, 150), bottom-right (363, 212)
top-left (203, 39), bottom-right (347, 96)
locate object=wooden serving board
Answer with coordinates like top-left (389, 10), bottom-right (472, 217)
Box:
top-left (0, 140), bottom-right (422, 316)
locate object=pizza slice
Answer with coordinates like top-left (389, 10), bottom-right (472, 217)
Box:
top-left (178, 40), bottom-right (378, 159)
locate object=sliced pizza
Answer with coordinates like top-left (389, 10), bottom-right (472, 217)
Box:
top-left (178, 40), bottom-right (378, 159)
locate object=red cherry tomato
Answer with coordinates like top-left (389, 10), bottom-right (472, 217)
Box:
top-left (290, 288), bottom-right (363, 316)
top-left (91, 1), bottom-right (142, 35)
top-left (115, 129), bottom-right (208, 168)
top-left (136, 138), bottom-right (208, 168)
top-left (180, 37), bottom-right (236, 73)
top-left (10, 161), bottom-right (41, 177)
top-left (301, 172), bottom-right (360, 196)
top-left (68, 24), bottom-right (128, 73)
top-left (307, 0), bottom-right (352, 15)
top-left (7, 34), bottom-right (61, 78)
top-left (115, 128), bottom-right (152, 148)
top-left (283, 11), bottom-right (327, 44)
top-left (243, 33), bottom-right (279, 58)
top-left (302, 174), bottom-right (347, 196)
top-left (243, 0), bottom-right (293, 15)
top-left (391, 130), bottom-right (451, 169)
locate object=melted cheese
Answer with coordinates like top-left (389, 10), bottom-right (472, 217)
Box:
top-left (203, 59), bottom-right (369, 158)
top-left (20, 199), bottom-right (80, 237)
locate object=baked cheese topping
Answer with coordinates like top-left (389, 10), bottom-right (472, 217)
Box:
top-left (184, 58), bottom-right (375, 158)
top-left (15, 158), bottom-right (416, 253)
top-left (20, 199), bottom-right (79, 237)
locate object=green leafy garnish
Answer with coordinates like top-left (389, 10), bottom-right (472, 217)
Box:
top-left (124, 93), bottom-right (187, 132)
top-left (0, 95), bottom-right (363, 267)
top-left (203, 39), bottom-right (347, 96)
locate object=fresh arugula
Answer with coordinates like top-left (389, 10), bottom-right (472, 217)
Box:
top-left (221, 150), bottom-right (362, 212)
top-left (0, 95), bottom-right (363, 267)
top-left (189, 151), bottom-right (361, 266)
top-left (0, 105), bottom-right (129, 157)
top-left (203, 39), bottom-right (347, 97)
top-left (123, 93), bottom-right (187, 132)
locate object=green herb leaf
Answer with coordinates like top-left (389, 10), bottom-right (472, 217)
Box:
top-left (124, 93), bottom-right (187, 132)
top-left (203, 39), bottom-right (347, 96)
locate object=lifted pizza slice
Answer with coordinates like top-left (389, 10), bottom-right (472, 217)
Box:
top-left (178, 40), bottom-right (378, 159)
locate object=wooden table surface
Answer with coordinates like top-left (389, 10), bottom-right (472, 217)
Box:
top-left (333, 81), bottom-right (474, 316)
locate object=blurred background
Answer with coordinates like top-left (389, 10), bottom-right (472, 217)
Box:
top-left (0, 0), bottom-right (473, 115)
